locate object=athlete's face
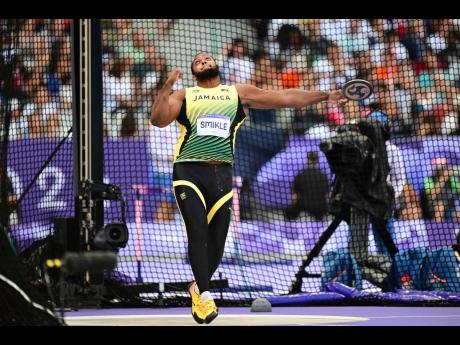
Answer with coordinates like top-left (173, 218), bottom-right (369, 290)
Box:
top-left (192, 54), bottom-right (219, 81)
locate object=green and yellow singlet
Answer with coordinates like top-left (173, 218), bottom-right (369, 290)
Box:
top-left (174, 84), bottom-right (246, 164)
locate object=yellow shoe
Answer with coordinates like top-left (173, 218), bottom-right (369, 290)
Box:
top-left (187, 282), bottom-right (204, 324)
top-left (200, 298), bottom-right (218, 324)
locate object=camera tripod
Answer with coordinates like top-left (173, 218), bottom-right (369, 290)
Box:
top-left (289, 206), bottom-right (398, 294)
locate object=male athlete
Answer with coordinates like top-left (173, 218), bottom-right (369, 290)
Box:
top-left (151, 53), bottom-right (347, 324)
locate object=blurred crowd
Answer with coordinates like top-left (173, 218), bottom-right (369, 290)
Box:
top-left (240, 19), bottom-right (460, 136)
top-left (2, 19), bottom-right (459, 140)
top-left (0, 19), bottom-right (72, 139)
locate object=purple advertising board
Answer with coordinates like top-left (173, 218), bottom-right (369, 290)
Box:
top-left (6, 136), bottom-right (460, 255)
top-left (254, 135), bottom-right (460, 207)
top-left (7, 138), bottom-right (151, 224)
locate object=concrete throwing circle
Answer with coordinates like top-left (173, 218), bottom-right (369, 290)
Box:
top-left (65, 314), bottom-right (368, 326)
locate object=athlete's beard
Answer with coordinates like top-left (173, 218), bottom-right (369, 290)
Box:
top-left (194, 65), bottom-right (220, 81)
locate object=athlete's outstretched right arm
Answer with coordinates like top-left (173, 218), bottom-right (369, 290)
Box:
top-left (150, 68), bottom-right (185, 128)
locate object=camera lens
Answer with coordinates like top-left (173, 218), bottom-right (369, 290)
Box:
top-left (108, 227), bottom-right (121, 240)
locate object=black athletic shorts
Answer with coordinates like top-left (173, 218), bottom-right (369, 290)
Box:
top-left (172, 162), bottom-right (233, 225)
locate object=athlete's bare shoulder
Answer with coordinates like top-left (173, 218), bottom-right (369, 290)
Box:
top-left (234, 83), bottom-right (255, 93)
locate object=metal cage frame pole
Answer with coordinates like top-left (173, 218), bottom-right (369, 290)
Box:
top-left (71, 19), bottom-right (103, 285)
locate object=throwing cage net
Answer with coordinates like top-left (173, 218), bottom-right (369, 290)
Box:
top-left (0, 19), bottom-right (70, 325)
top-left (1, 19), bottom-right (460, 316)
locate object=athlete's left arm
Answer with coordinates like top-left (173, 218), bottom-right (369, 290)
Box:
top-left (235, 84), bottom-right (348, 109)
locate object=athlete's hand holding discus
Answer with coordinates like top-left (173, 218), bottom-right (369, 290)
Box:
top-left (327, 90), bottom-right (348, 106)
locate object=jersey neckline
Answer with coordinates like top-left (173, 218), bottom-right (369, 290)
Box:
top-left (193, 84), bottom-right (224, 90)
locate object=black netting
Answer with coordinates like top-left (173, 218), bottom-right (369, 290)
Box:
top-left (0, 19), bottom-right (71, 324)
top-left (1, 19), bottom-right (74, 248)
top-left (2, 19), bottom-right (460, 316)
top-left (101, 19), bottom-right (460, 305)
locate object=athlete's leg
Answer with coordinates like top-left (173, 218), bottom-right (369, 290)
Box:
top-left (207, 197), bottom-right (232, 280)
top-left (206, 164), bottom-right (233, 281)
top-left (173, 182), bottom-right (210, 293)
